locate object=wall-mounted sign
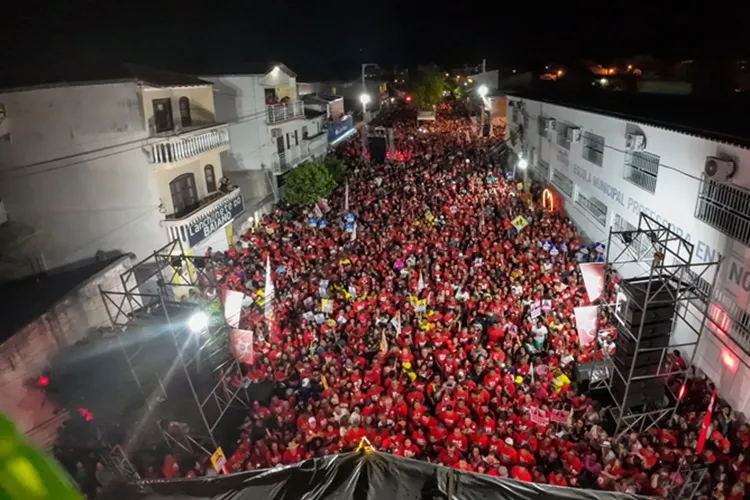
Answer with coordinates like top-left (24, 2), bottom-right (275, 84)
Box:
top-left (328, 115), bottom-right (354, 144)
top-left (186, 193), bottom-right (244, 247)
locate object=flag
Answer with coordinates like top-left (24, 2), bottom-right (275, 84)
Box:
top-left (221, 289), bottom-right (245, 328)
top-left (391, 312), bottom-right (402, 336)
top-left (344, 180), bottom-right (349, 211)
top-left (530, 361), bottom-right (535, 384)
top-left (230, 328), bottom-right (254, 365)
top-left (264, 256), bottom-right (274, 320)
top-left (417, 271), bottom-right (425, 293)
top-left (696, 388), bottom-right (717, 454)
top-left (574, 306), bottom-right (599, 346)
top-left (579, 262), bottom-right (606, 302)
top-left (351, 221), bottom-right (357, 241)
top-left (380, 331), bottom-right (388, 354)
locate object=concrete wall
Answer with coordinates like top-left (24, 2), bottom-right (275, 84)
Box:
top-left (0, 83), bottom-right (165, 277)
top-left (0, 256), bottom-right (135, 443)
top-left (508, 95), bottom-right (750, 414)
top-left (142, 85), bottom-right (217, 132)
top-left (154, 149), bottom-right (225, 215)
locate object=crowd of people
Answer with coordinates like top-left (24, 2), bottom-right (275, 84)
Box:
top-left (61, 104), bottom-right (749, 499)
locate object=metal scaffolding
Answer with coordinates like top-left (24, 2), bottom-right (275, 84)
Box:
top-left (98, 239), bottom-right (250, 477)
top-left (599, 213), bottom-right (721, 441)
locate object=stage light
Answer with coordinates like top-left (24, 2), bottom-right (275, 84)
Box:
top-left (477, 85), bottom-right (488, 97)
top-left (518, 157), bottom-right (528, 170)
top-left (188, 311), bottom-right (209, 333)
top-left (359, 94), bottom-right (371, 105)
top-left (405, 95), bottom-right (412, 103)
top-left (722, 349), bottom-right (738, 372)
top-left (37, 376), bottom-right (49, 387)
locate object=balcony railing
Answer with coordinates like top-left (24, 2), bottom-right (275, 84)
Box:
top-left (149, 124), bottom-right (230, 164)
top-left (271, 147), bottom-right (305, 174)
top-left (267, 101), bottom-right (304, 124)
top-left (163, 188), bottom-right (244, 248)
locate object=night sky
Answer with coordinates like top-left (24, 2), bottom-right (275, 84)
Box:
top-left (0, 1), bottom-right (745, 83)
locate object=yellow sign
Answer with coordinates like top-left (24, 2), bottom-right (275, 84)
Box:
top-left (210, 447), bottom-right (226, 473)
top-left (511, 216), bottom-right (529, 232)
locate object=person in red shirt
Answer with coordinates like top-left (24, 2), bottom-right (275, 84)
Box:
top-left (447, 428), bottom-right (469, 453)
top-left (283, 441), bottom-right (303, 465)
top-left (438, 443), bottom-right (461, 467)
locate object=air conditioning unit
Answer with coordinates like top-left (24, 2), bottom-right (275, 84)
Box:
top-left (566, 126), bottom-right (581, 143)
top-left (271, 128), bottom-right (282, 139)
top-left (704, 156), bottom-right (736, 182)
top-left (625, 133), bottom-right (646, 150)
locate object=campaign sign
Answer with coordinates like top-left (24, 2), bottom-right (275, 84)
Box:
top-left (530, 406), bottom-right (550, 426)
top-left (551, 409), bottom-right (570, 425)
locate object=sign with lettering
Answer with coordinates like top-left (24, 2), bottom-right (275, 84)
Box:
top-left (529, 406), bottom-right (550, 426)
top-left (328, 115), bottom-right (354, 143)
top-left (186, 193), bottom-right (244, 247)
top-left (550, 409), bottom-right (570, 425)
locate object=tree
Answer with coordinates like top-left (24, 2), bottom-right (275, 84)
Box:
top-left (285, 160), bottom-right (337, 206)
top-left (409, 65), bottom-right (445, 110)
top-left (323, 156), bottom-right (347, 185)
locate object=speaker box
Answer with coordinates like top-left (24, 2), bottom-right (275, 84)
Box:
top-left (614, 326), bottom-right (671, 355)
top-left (620, 277), bottom-right (678, 307)
top-left (617, 319), bottom-right (673, 341)
top-left (617, 301), bottom-right (675, 328)
top-left (368, 137), bottom-right (387, 164)
top-left (610, 375), bottom-right (666, 408)
top-left (613, 350), bottom-right (663, 377)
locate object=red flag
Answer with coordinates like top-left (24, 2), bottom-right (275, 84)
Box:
top-left (579, 263), bottom-right (605, 302)
top-left (696, 388), bottom-right (717, 454)
top-left (574, 306), bottom-right (599, 346)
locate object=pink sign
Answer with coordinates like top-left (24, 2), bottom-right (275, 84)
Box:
top-left (551, 409), bottom-right (570, 424)
top-left (529, 406), bottom-right (550, 426)
top-left (574, 306), bottom-right (599, 347)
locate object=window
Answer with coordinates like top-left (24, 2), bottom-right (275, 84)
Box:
top-left (537, 115), bottom-right (549, 139)
top-left (170, 173), bottom-right (198, 215)
top-left (294, 130), bottom-right (299, 146)
top-left (576, 190), bottom-right (608, 226)
top-left (551, 169), bottom-right (574, 197)
top-left (556, 122), bottom-right (571, 150)
top-left (695, 176), bottom-right (750, 247)
top-left (532, 159), bottom-right (550, 182)
top-left (708, 288), bottom-right (750, 352)
top-left (302, 126), bottom-right (309, 139)
top-left (179, 97), bottom-right (192, 127)
top-left (624, 151), bottom-right (659, 194)
top-left (582, 132), bottom-right (605, 166)
top-left (204, 165), bottom-right (217, 193)
top-left (152, 98), bottom-right (174, 133)
top-left (286, 133), bottom-right (290, 149)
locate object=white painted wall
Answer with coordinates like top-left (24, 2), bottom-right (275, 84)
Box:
top-left (0, 83), bottom-right (165, 277)
top-left (508, 95), bottom-right (750, 414)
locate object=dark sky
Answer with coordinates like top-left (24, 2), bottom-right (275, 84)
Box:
top-left (1, 1), bottom-right (745, 82)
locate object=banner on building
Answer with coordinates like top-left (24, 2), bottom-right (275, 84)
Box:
top-left (574, 306), bottom-right (599, 347)
top-left (579, 262), bottom-right (605, 302)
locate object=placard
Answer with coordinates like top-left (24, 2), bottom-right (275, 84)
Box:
top-left (551, 409), bottom-right (570, 425)
top-left (530, 300), bottom-right (542, 319)
top-left (210, 447), bottom-right (226, 473)
top-left (529, 406), bottom-right (550, 426)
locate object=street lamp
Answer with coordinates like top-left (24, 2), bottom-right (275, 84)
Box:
top-left (477, 85), bottom-right (488, 97)
top-left (518, 157), bottom-right (528, 170)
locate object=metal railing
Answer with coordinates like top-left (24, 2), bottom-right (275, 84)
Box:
top-left (695, 174), bottom-right (750, 247)
top-left (623, 151), bottom-right (659, 194)
top-left (150, 125), bottom-right (229, 164)
top-left (271, 147), bottom-right (305, 174)
top-left (163, 188), bottom-right (244, 245)
top-left (266, 101), bottom-right (305, 124)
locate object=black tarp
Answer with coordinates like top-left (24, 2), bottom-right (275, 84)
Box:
top-left (104, 451), bottom-right (648, 500)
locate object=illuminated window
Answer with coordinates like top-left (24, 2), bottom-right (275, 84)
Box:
top-left (695, 176), bottom-right (750, 247)
top-left (624, 151), bottom-right (659, 194)
top-left (582, 132), bottom-right (605, 166)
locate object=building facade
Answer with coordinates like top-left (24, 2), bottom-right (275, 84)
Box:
top-left (0, 67), bottom-right (242, 281)
top-left (206, 64), bottom-right (329, 209)
top-left (507, 94), bottom-right (750, 414)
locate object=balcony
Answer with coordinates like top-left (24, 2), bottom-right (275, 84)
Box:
top-left (162, 188), bottom-right (244, 248)
top-left (271, 147), bottom-right (305, 175)
top-left (149, 124), bottom-right (230, 165)
top-left (266, 101), bottom-right (304, 124)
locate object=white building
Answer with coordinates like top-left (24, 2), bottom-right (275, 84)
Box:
top-left (0, 65), bottom-right (245, 282)
top-left (206, 64), bottom-right (329, 208)
top-left (507, 91), bottom-right (750, 414)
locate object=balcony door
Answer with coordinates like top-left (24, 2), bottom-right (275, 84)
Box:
top-left (170, 173), bottom-right (198, 216)
top-left (153, 98), bottom-right (174, 133)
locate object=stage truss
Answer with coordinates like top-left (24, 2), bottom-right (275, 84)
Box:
top-left (592, 213), bottom-right (721, 441)
top-left (99, 239), bottom-right (251, 477)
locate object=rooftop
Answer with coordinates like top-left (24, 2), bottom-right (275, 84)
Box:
top-left (0, 62), bottom-right (211, 93)
top-left (506, 87), bottom-right (750, 149)
top-left (0, 254), bottom-right (131, 343)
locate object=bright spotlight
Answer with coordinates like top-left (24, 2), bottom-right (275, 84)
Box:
top-left (518, 157), bottom-right (528, 170)
top-left (188, 311), bottom-right (209, 333)
top-left (477, 85), bottom-right (488, 97)
top-left (359, 94), bottom-right (371, 105)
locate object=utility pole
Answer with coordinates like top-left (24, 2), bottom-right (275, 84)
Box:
top-left (482, 58), bottom-right (486, 74)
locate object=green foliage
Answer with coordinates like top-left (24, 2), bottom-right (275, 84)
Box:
top-left (409, 65), bottom-right (445, 110)
top-left (323, 156), bottom-right (347, 184)
top-left (285, 160), bottom-right (337, 206)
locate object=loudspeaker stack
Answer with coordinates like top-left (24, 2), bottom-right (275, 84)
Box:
top-left (610, 277), bottom-right (676, 408)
